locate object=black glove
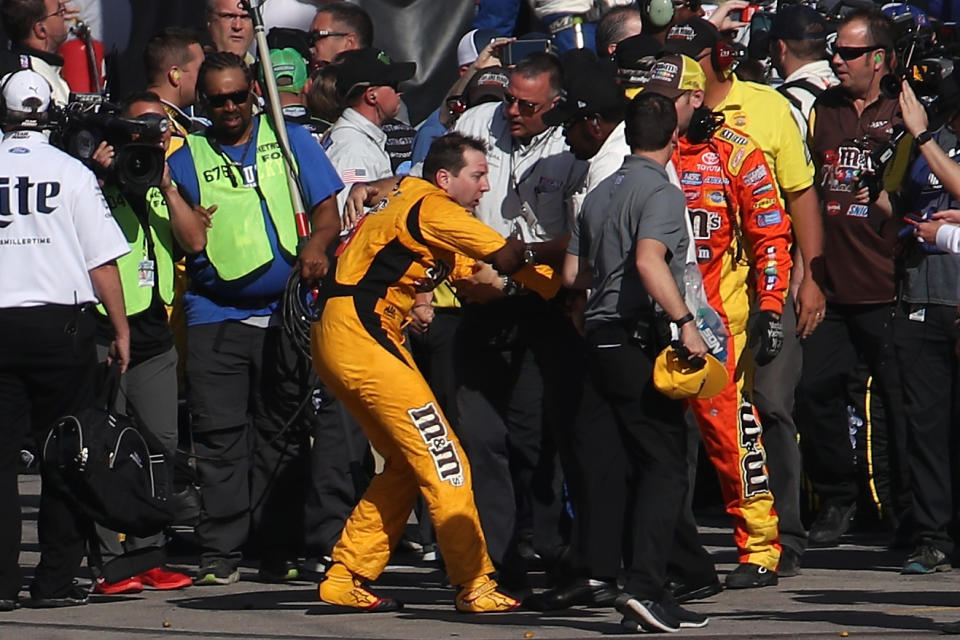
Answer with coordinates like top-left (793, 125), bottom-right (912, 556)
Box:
top-left (750, 311), bottom-right (784, 366)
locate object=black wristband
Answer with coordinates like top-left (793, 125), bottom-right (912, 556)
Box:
top-left (674, 312), bottom-right (695, 327)
top-left (916, 129), bottom-right (933, 146)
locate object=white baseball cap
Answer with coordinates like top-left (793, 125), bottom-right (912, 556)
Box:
top-left (2, 70), bottom-right (52, 114)
top-left (457, 29), bottom-right (499, 68)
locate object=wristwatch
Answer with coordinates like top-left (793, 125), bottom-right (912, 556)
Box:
top-left (673, 312), bottom-right (695, 328)
top-left (522, 244), bottom-right (536, 265)
top-left (502, 276), bottom-right (522, 296)
top-left (916, 129), bottom-right (933, 147)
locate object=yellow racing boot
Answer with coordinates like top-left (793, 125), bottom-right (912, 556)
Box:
top-left (455, 576), bottom-right (521, 613)
top-left (318, 562), bottom-right (402, 612)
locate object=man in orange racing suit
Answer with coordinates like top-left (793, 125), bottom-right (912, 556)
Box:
top-left (645, 55), bottom-right (792, 589)
top-left (312, 132), bottom-right (552, 613)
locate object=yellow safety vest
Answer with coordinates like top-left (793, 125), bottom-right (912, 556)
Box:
top-left (98, 186), bottom-right (175, 316)
top-left (187, 117), bottom-right (299, 281)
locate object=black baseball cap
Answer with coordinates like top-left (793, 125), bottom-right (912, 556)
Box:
top-left (334, 48), bottom-right (416, 99)
top-left (615, 34), bottom-right (664, 86)
top-left (769, 5), bottom-right (831, 41)
top-left (664, 18), bottom-right (721, 59)
top-left (542, 49), bottom-right (626, 127)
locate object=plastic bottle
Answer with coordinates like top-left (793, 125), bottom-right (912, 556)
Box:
top-left (683, 264), bottom-right (729, 364)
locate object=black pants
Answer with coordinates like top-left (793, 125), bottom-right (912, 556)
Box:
top-left (188, 322), bottom-right (357, 568)
top-left (303, 393), bottom-right (372, 559)
top-left (895, 303), bottom-right (958, 554)
top-left (753, 298), bottom-right (806, 554)
top-left (797, 302), bottom-right (908, 513)
top-left (454, 295), bottom-right (581, 569)
top-left (0, 305), bottom-right (98, 600)
top-left (584, 322), bottom-right (693, 600)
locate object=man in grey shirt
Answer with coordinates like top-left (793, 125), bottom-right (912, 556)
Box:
top-left (561, 92), bottom-right (710, 633)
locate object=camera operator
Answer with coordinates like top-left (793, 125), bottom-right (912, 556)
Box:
top-left (86, 92), bottom-right (208, 595)
top-left (0, 69), bottom-right (129, 609)
top-left (895, 79), bottom-right (960, 574)
top-left (800, 7), bottom-right (909, 547)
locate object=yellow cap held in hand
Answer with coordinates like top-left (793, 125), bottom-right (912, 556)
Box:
top-left (653, 345), bottom-right (728, 399)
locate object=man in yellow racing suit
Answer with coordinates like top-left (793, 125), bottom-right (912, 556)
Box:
top-left (312, 132), bottom-right (549, 613)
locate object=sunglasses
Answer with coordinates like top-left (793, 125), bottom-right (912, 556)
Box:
top-left (45, 1), bottom-right (67, 18)
top-left (674, 0), bottom-right (703, 10)
top-left (503, 92), bottom-right (545, 117)
top-left (310, 30), bottom-right (350, 43)
top-left (206, 89), bottom-right (250, 108)
top-left (829, 44), bottom-right (881, 61)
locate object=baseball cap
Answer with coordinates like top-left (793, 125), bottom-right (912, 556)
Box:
top-left (1, 70), bottom-right (51, 114)
top-left (664, 18), bottom-right (720, 59)
top-left (769, 4), bottom-right (831, 41)
top-left (653, 345), bottom-right (728, 400)
top-left (267, 48), bottom-right (308, 93)
top-left (334, 48), bottom-right (416, 99)
top-left (465, 66), bottom-right (509, 108)
top-left (266, 27), bottom-right (314, 62)
top-left (642, 54), bottom-right (706, 99)
top-left (615, 34), bottom-right (664, 87)
top-left (457, 28), bottom-right (499, 67)
top-left (542, 49), bottom-right (625, 127)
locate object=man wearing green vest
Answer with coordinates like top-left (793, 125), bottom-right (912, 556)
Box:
top-left (167, 52), bottom-right (343, 586)
top-left (91, 92), bottom-right (210, 595)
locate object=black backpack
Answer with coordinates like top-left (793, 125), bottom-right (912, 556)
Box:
top-left (42, 366), bottom-right (175, 538)
top-left (777, 78), bottom-right (825, 114)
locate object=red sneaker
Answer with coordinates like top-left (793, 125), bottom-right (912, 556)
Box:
top-left (139, 567), bottom-right (192, 590)
top-left (92, 576), bottom-right (143, 595)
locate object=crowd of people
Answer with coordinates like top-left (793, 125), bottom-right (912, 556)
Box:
top-left (2, 0), bottom-right (960, 634)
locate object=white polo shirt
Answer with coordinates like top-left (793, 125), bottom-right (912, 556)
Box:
top-left (454, 101), bottom-right (587, 242)
top-left (0, 130), bottom-right (128, 308)
top-left (325, 108), bottom-right (393, 213)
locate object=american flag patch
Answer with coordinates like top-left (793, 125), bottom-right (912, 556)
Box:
top-left (341, 168), bottom-right (367, 182)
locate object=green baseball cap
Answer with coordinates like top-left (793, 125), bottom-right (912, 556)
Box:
top-left (268, 48), bottom-right (308, 93)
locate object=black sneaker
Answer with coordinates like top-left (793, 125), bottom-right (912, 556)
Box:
top-left (0, 598), bottom-right (18, 612)
top-left (614, 594), bottom-right (680, 633)
top-left (725, 563), bottom-right (778, 589)
top-left (30, 585), bottom-right (88, 608)
top-left (194, 561), bottom-right (240, 586)
top-left (666, 576), bottom-right (723, 603)
top-left (662, 600), bottom-right (710, 628)
top-left (902, 544), bottom-right (951, 575)
top-left (778, 547), bottom-right (802, 578)
top-left (257, 559), bottom-right (301, 583)
top-left (809, 502), bottom-right (856, 547)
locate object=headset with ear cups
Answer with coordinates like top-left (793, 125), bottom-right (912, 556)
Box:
top-left (711, 38), bottom-right (738, 78)
top-left (639, 0), bottom-right (676, 30)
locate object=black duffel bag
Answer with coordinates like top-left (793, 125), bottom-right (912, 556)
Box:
top-left (42, 364), bottom-right (174, 538)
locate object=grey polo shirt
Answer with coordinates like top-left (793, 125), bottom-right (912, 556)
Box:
top-left (569, 154), bottom-right (688, 331)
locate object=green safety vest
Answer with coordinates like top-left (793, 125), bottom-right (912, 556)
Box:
top-left (187, 118), bottom-right (299, 281)
top-left (97, 186), bottom-right (175, 316)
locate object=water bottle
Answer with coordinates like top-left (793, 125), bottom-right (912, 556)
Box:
top-left (695, 306), bottom-right (728, 364)
top-left (683, 264), bottom-right (728, 364)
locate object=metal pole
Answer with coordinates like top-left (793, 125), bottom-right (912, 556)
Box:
top-left (241, 0), bottom-right (312, 251)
